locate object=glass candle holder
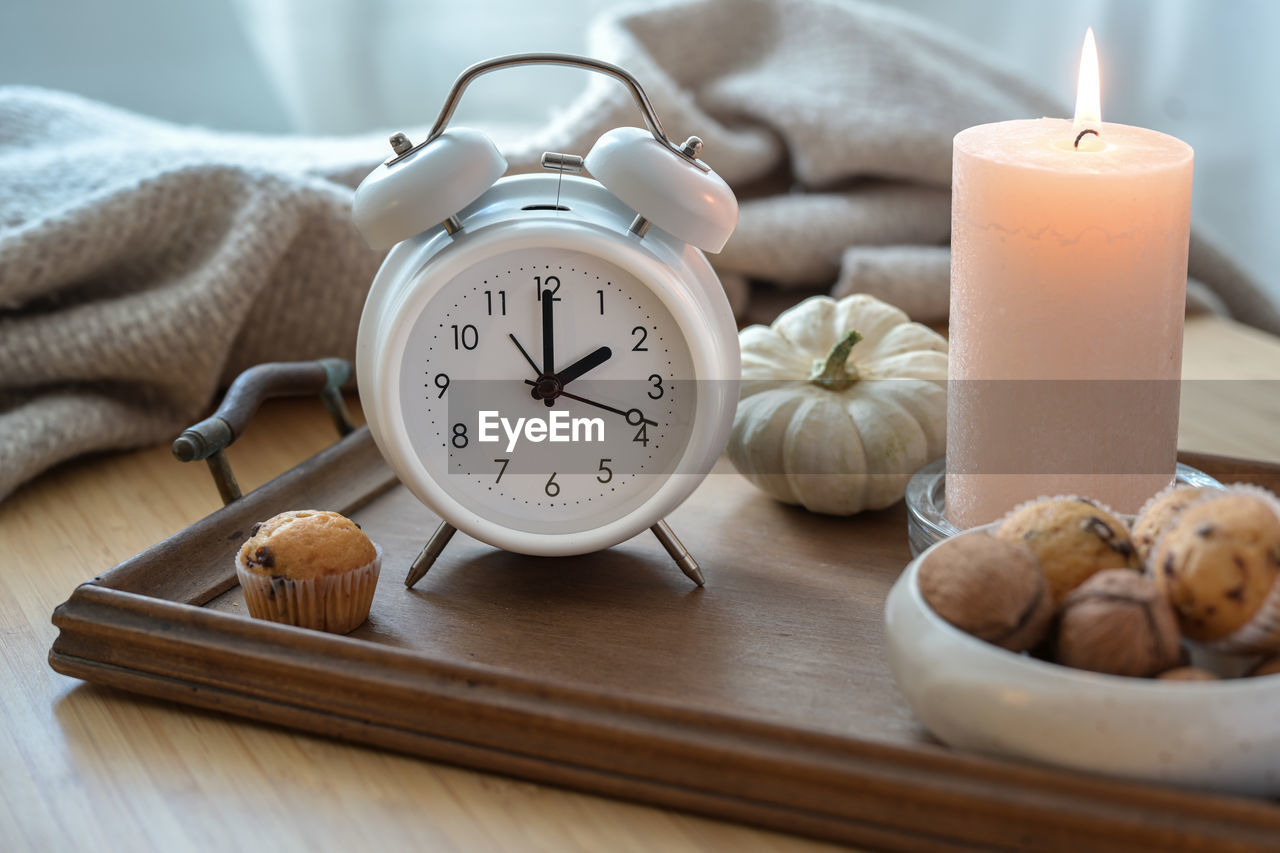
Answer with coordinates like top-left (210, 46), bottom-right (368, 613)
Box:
top-left (905, 457), bottom-right (1223, 557)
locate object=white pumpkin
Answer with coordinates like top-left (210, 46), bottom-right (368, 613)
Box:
top-left (728, 294), bottom-right (948, 515)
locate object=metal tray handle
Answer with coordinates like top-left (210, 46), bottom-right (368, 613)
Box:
top-left (172, 358), bottom-right (356, 505)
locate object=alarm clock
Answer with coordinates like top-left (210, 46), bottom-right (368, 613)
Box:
top-left (352, 54), bottom-right (739, 587)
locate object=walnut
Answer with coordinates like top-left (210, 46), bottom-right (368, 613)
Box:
top-left (1156, 666), bottom-right (1218, 681)
top-left (1055, 570), bottom-right (1182, 677)
top-left (918, 533), bottom-right (1053, 652)
top-left (1249, 655), bottom-right (1280, 678)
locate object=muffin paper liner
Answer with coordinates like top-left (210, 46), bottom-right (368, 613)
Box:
top-left (236, 544), bottom-right (381, 634)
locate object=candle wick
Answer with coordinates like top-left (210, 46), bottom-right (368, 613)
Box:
top-left (1074, 128), bottom-right (1100, 149)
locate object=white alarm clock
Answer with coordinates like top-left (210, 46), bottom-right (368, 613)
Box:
top-left (352, 55), bottom-right (739, 587)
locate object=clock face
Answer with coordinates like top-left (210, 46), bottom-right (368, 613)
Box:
top-left (397, 246), bottom-right (698, 535)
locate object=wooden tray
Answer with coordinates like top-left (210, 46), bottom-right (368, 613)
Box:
top-left (50, 427), bottom-right (1280, 851)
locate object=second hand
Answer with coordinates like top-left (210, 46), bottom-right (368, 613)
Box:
top-left (522, 380), bottom-right (657, 426)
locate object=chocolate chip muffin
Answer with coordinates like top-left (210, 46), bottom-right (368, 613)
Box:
top-left (995, 498), bottom-right (1139, 604)
top-left (1150, 492), bottom-right (1280, 650)
top-left (1132, 486), bottom-right (1214, 565)
top-left (236, 510), bottom-right (380, 634)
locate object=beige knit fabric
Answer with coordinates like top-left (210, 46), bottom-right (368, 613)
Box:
top-left (1, 0), bottom-right (1273, 501)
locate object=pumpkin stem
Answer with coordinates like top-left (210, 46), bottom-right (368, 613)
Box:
top-left (808, 330), bottom-right (862, 391)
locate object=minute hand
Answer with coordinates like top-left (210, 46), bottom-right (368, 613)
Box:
top-left (556, 346), bottom-right (611, 385)
top-left (540, 288), bottom-right (555, 376)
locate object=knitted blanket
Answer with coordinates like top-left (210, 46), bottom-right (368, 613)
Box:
top-left (1, 0), bottom-right (1273, 502)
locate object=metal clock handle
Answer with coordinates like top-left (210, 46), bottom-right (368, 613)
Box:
top-left (172, 359), bottom-right (356, 505)
top-left (387, 52), bottom-right (709, 172)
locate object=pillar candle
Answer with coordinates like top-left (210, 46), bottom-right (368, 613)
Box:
top-left (946, 33), bottom-right (1193, 528)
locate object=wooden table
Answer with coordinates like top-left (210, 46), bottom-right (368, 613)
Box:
top-left (4, 315), bottom-right (1279, 852)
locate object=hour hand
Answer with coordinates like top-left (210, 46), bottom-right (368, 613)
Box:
top-left (556, 346), bottom-right (611, 386)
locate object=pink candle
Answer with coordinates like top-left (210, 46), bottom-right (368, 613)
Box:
top-left (946, 30), bottom-right (1194, 528)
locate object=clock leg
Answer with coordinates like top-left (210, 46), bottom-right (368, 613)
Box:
top-left (650, 520), bottom-right (705, 587)
top-left (404, 521), bottom-right (457, 589)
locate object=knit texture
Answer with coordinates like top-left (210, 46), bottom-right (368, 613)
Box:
top-left (0, 0), bottom-right (1273, 501)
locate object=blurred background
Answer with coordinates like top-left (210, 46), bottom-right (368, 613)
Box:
top-left (3, 0), bottom-right (1276, 301)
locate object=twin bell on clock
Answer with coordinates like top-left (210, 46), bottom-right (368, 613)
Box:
top-left (350, 54), bottom-right (741, 588)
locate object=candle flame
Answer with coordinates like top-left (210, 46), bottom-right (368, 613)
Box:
top-left (1073, 27), bottom-right (1101, 132)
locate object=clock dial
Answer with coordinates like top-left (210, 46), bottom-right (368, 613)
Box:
top-left (398, 247), bottom-right (697, 535)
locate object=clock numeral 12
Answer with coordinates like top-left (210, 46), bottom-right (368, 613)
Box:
top-left (534, 275), bottom-right (560, 300)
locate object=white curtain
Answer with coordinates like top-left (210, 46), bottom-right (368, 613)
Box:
top-left (888, 0), bottom-right (1280, 306)
top-left (228, 0), bottom-right (622, 133)
top-left (229, 0), bottom-right (1279, 302)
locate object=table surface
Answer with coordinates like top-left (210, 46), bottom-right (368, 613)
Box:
top-left (4, 314), bottom-right (1280, 853)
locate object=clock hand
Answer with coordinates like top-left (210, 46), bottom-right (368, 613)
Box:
top-left (541, 288), bottom-right (555, 377)
top-left (522, 380), bottom-right (657, 426)
top-left (508, 333), bottom-right (541, 377)
top-left (540, 289), bottom-right (557, 407)
top-left (555, 346), bottom-right (611, 386)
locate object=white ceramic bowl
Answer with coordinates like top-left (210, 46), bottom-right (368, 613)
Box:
top-left (883, 526), bottom-right (1280, 796)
